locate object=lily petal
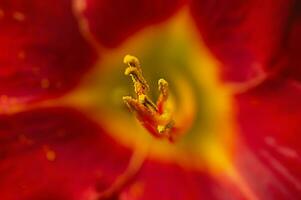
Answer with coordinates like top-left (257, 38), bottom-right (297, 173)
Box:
top-left (281, 1), bottom-right (301, 82)
top-left (0, 0), bottom-right (97, 103)
top-left (234, 78), bottom-right (301, 199)
top-left (79, 0), bottom-right (185, 47)
top-left (0, 107), bottom-right (131, 199)
top-left (190, 0), bottom-right (293, 84)
top-left (118, 160), bottom-right (246, 200)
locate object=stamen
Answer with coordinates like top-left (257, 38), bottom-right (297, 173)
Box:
top-left (157, 78), bottom-right (169, 114)
top-left (123, 55), bottom-right (176, 141)
top-left (124, 55), bottom-right (149, 95)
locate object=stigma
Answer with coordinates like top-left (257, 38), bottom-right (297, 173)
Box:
top-left (123, 55), bottom-right (177, 141)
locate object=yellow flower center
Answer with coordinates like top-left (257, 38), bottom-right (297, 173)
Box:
top-left (20, 9), bottom-right (239, 176)
top-left (69, 9), bottom-right (237, 173)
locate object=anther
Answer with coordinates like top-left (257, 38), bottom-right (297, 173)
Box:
top-left (124, 55), bottom-right (141, 71)
top-left (124, 56), bottom-right (149, 95)
top-left (123, 55), bottom-right (176, 141)
top-left (157, 78), bottom-right (169, 113)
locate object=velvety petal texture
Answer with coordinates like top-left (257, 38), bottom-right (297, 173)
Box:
top-left (0, 0), bottom-right (96, 102)
top-left (80, 0), bottom-right (185, 47)
top-left (234, 79), bottom-right (301, 199)
top-left (0, 107), bottom-right (131, 199)
top-left (119, 160), bottom-right (246, 200)
top-left (1, 0), bottom-right (300, 199)
top-left (190, 0), bottom-right (293, 83)
top-left (0, 107), bottom-right (247, 200)
top-left (281, 1), bottom-right (301, 82)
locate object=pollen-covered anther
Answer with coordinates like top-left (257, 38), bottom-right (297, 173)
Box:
top-left (123, 55), bottom-right (176, 141)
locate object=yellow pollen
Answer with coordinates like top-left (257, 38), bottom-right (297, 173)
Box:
top-left (46, 150), bottom-right (56, 161)
top-left (0, 9), bottom-right (4, 18)
top-left (12, 11), bottom-right (25, 21)
top-left (123, 55), bottom-right (140, 67)
top-left (123, 55), bottom-right (176, 141)
top-left (43, 146), bottom-right (56, 162)
top-left (41, 78), bottom-right (50, 89)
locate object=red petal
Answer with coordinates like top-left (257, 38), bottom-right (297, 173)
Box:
top-left (234, 79), bottom-right (301, 199)
top-left (0, 0), bottom-right (97, 102)
top-left (190, 0), bottom-right (293, 83)
top-left (80, 0), bottom-right (185, 47)
top-left (0, 107), bottom-right (131, 199)
top-left (118, 160), bottom-right (247, 200)
top-left (282, 1), bottom-right (301, 82)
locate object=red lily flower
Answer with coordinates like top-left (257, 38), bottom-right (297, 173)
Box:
top-left (1, 0), bottom-right (301, 199)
